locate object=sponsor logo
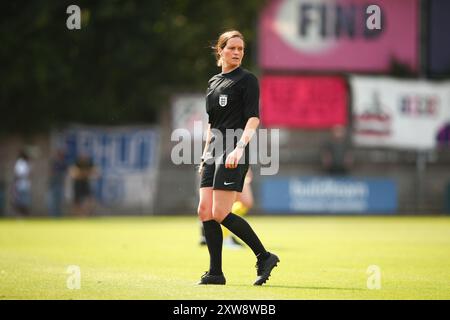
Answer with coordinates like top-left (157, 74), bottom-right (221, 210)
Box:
top-left (354, 91), bottom-right (391, 136)
top-left (274, 0), bottom-right (383, 53)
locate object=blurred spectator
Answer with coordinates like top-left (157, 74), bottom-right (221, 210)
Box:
top-left (48, 149), bottom-right (68, 217)
top-left (321, 125), bottom-right (354, 175)
top-left (69, 153), bottom-right (99, 217)
top-left (12, 150), bottom-right (31, 216)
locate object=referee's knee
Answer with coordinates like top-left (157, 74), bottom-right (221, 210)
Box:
top-left (197, 203), bottom-right (212, 221)
top-left (211, 207), bottom-right (228, 223)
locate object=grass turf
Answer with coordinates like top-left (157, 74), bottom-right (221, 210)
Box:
top-left (0, 216), bottom-right (449, 300)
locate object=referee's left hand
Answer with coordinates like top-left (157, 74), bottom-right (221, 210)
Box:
top-left (225, 148), bottom-right (244, 169)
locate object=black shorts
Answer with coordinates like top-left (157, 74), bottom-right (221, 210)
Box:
top-left (200, 161), bottom-right (249, 192)
top-left (200, 133), bottom-right (250, 192)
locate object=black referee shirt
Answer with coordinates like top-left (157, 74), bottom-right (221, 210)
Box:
top-left (206, 67), bottom-right (260, 133)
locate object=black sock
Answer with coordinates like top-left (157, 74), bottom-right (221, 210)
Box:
top-left (202, 220), bottom-right (223, 275)
top-left (221, 213), bottom-right (269, 260)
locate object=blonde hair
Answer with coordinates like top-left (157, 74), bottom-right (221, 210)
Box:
top-left (213, 30), bottom-right (244, 67)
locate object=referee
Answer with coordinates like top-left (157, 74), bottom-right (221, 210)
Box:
top-left (197, 30), bottom-right (279, 286)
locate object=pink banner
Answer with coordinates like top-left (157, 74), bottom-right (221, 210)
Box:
top-left (261, 75), bottom-right (348, 128)
top-left (259, 0), bottom-right (419, 72)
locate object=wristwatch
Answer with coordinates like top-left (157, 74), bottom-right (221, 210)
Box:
top-left (236, 141), bottom-right (246, 149)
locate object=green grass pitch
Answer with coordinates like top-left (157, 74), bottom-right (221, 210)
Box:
top-left (1, 216), bottom-right (449, 299)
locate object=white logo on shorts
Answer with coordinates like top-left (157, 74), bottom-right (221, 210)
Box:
top-left (224, 181), bottom-right (235, 186)
top-left (219, 94), bottom-right (228, 107)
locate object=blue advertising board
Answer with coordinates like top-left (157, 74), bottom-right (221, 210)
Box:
top-left (52, 126), bottom-right (160, 211)
top-left (261, 176), bottom-right (397, 214)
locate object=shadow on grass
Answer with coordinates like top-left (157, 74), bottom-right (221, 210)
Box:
top-left (229, 284), bottom-right (365, 291)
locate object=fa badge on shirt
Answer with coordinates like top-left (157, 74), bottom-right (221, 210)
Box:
top-left (219, 94), bottom-right (228, 107)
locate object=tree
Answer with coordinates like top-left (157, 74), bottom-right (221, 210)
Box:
top-left (0, 0), bottom-right (266, 134)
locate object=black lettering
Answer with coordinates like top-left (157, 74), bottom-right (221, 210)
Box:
top-left (299, 4), bottom-right (313, 37)
top-left (335, 4), bottom-right (356, 38)
top-left (319, 4), bottom-right (327, 38)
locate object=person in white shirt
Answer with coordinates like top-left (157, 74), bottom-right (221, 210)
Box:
top-left (12, 150), bottom-right (31, 216)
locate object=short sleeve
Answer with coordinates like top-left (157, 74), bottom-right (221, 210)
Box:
top-left (243, 74), bottom-right (260, 120)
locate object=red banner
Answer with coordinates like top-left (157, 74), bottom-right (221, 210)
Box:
top-left (261, 76), bottom-right (348, 128)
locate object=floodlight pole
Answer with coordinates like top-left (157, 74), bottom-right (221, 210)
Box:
top-left (415, 151), bottom-right (427, 213)
top-left (415, 0), bottom-right (429, 214)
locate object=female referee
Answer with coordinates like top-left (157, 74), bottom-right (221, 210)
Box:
top-left (197, 30), bottom-right (279, 286)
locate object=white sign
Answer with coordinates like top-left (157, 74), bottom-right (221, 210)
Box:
top-left (172, 94), bottom-right (208, 140)
top-left (351, 76), bottom-right (450, 150)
